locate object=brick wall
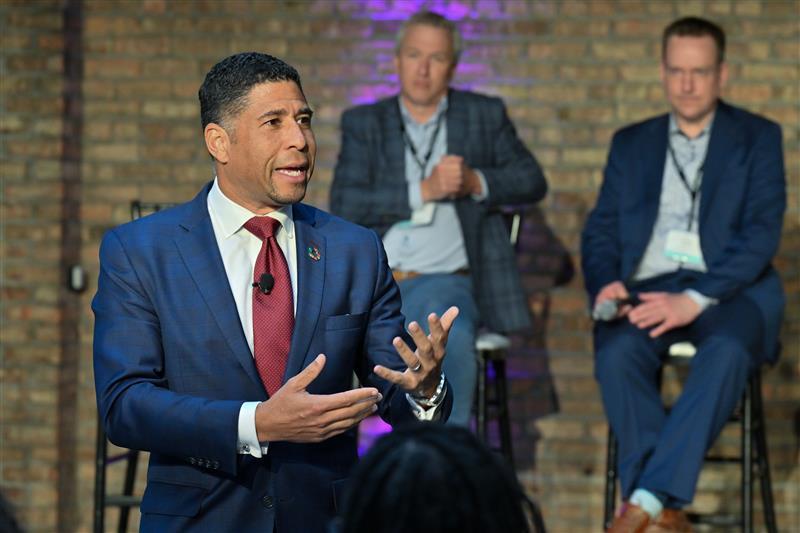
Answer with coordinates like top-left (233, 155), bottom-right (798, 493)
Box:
top-left (1, 0), bottom-right (797, 531)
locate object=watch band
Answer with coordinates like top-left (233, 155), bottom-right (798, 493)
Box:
top-left (410, 372), bottom-right (446, 408)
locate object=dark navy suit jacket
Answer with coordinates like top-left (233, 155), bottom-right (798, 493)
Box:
top-left (93, 183), bottom-right (449, 532)
top-left (330, 89), bottom-right (547, 333)
top-left (582, 101), bottom-right (786, 361)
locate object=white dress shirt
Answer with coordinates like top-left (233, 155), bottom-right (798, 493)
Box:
top-left (207, 180), bottom-right (440, 458)
top-left (207, 179), bottom-right (298, 457)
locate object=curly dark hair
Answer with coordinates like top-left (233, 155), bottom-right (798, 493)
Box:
top-left (198, 52), bottom-right (303, 131)
top-left (339, 423), bottom-right (543, 533)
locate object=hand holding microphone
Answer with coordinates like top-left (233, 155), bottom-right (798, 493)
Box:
top-left (592, 280), bottom-right (639, 321)
top-left (592, 295), bottom-right (641, 321)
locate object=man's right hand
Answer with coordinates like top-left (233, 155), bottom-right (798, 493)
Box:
top-left (254, 354), bottom-right (381, 443)
top-left (421, 155), bottom-right (479, 201)
top-left (594, 280), bottom-right (633, 319)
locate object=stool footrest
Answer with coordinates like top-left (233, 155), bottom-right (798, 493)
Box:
top-left (687, 512), bottom-right (741, 527)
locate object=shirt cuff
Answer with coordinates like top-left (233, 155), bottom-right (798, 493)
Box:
top-left (237, 401), bottom-right (268, 457)
top-left (683, 289), bottom-right (717, 312)
top-left (470, 169), bottom-right (489, 202)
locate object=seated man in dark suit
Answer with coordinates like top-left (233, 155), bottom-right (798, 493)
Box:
top-left (331, 10), bottom-right (547, 426)
top-left (582, 17), bottom-right (785, 533)
top-left (93, 52), bottom-right (458, 533)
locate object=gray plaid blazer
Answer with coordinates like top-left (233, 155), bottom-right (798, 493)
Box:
top-left (330, 89), bottom-right (547, 333)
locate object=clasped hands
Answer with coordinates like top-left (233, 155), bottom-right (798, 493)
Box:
top-left (420, 155), bottom-right (482, 201)
top-left (595, 280), bottom-right (701, 338)
top-left (255, 306), bottom-right (459, 444)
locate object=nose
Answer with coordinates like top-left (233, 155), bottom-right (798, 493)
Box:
top-left (681, 71), bottom-right (694, 93)
top-left (417, 58), bottom-right (430, 76)
top-left (284, 121), bottom-right (309, 151)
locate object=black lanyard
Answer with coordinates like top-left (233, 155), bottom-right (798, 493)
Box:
top-left (400, 112), bottom-right (445, 181)
top-left (667, 142), bottom-right (704, 230)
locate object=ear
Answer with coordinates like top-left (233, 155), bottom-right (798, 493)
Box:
top-left (446, 61), bottom-right (457, 83)
top-left (393, 53), bottom-right (400, 74)
top-left (204, 123), bottom-right (230, 163)
top-left (659, 61), bottom-right (666, 85)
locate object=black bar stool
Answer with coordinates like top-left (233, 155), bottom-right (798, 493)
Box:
top-left (603, 344), bottom-right (777, 532)
top-left (475, 331), bottom-right (514, 465)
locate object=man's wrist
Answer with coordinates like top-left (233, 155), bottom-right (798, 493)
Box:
top-left (410, 372), bottom-right (446, 409)
top-left (683, 289), bottom-right (716, 312)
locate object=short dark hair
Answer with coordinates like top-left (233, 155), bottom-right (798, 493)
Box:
top-left (198, 52), bottom-right (303, 131)
top-left (339, 423), bottom-right (538, 533)
top-left (662, 17), bottom-right (726, 64)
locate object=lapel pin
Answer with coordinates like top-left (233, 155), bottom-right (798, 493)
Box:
top-left (306, 244), bottom-right (321, 261)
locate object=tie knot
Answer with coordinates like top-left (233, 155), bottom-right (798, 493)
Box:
top-left (244, 216), bottom-right (281, 241)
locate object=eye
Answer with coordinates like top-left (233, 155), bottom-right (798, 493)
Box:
top-left (297, 115), bottom-right (312, 126)
top-left (262, 118), bottom-right (281, 127)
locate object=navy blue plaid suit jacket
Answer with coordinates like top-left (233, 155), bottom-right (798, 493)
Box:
top-left (93, 182), bottom-right (450, 532)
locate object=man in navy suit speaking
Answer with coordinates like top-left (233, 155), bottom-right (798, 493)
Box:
top-left (582, 17), bottom-right (785, 532)
top-left (93, 52), bottom-right (457, 532)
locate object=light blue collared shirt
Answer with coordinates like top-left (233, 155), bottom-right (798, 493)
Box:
top-left (382, 96), bottom-right (487, 273)
top-left (634, 114), bottom-right (716, 309)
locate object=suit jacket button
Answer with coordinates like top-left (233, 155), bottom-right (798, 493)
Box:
top-left (261, 495), bottom-right (274, 509)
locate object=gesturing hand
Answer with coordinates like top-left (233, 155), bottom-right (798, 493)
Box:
top-left (374, 306), bottom-right (459, 399)
top-left (628, 292), bottom-right (701, 338)
top-left (255, 354), bottom-right (382, 443)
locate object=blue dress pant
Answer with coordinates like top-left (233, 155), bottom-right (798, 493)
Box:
top-left (594, 272), bottom-right (762, 507)
top-left (397, 273), bottom-right (479, 427)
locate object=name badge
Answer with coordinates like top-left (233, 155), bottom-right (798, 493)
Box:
top-left (664, 230), bottom-right (703, 265)
top-left (409, 203), bottom-right (436, 226)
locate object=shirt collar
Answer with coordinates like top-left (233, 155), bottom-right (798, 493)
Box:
top-left (399, 94), bottom-right (449, 127)
top-left (208, 178), bottom-right (294, 240)
top-left (669, 112), bottom-right (714, 140)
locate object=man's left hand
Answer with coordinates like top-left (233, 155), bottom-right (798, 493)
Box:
top-left (374, 306), bottom-right (459, 398)
top-left (628, 292), bottom-right (701, 338)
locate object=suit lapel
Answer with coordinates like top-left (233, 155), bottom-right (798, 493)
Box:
top-left (173, 184), bottom-right (262, 389)
top-left (699, 101), bottom-right (739, 227)
top-left (635, 115), bottom-right (669, 250)
top-left (446, 90), bottom-right (468, 157)
top-left (382, 98), bottom-right (406, 181)
top-left (285, 204), bottom-right (327, 381)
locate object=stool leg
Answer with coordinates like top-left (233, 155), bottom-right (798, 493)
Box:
top-left (93, 416), bottom-right (107, 533)
top-left (493, 355), bottom-right (514, 465)
top-left (118, 450), bottom-right (139, 533)
top-left (604, 427), bottom-right (618, 530)
top-left (752, 372), bottom-right (778, 533)
top-left (476, 350), bottom-right (487, 441)
top-left (742, 377), bottom-right (753, 533)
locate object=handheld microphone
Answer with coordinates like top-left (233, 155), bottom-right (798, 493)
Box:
top-left (252, 273), bottom-right (275, 295)
top-left (592, 295), bottom-right (640, 321)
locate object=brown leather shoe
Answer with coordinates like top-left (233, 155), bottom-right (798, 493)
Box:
top-left (607, 502), bottom-right (652, 533)
top-left (644, 509), bottom-right (692, 533)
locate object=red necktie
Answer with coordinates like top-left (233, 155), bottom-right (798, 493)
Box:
top-left (243, 216), bottom-right (294, 396)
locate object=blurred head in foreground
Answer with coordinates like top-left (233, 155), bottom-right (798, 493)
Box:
top-left (339, 423), bottom-right (541, 533)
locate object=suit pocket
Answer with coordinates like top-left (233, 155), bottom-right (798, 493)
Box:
top-left (325, 312), bottom-right (367, 331)
top-left (140, 480), bottom-right (208, 517)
